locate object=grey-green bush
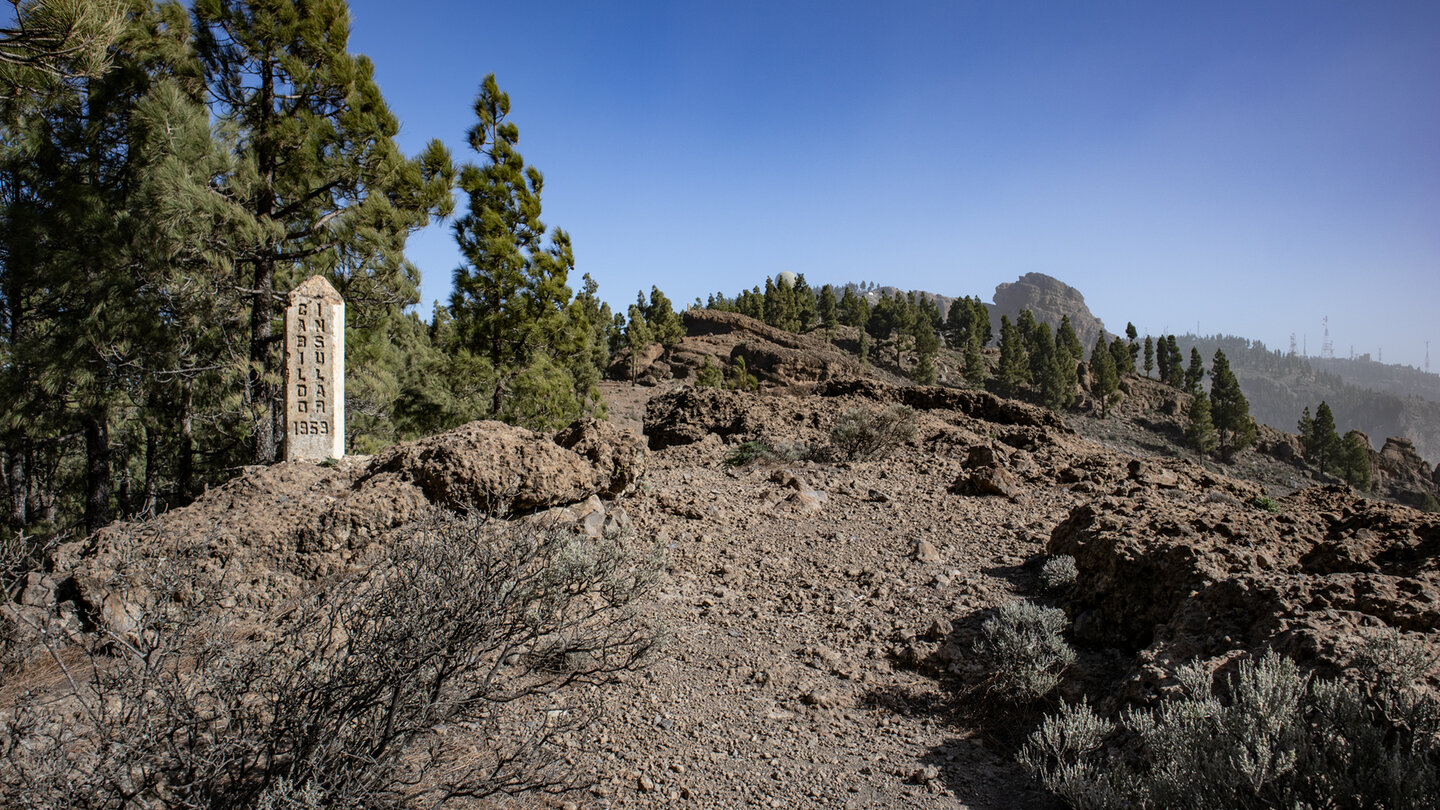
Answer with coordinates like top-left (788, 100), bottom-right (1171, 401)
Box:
top-left (1039, 555), bottom-right (1078, 594)
top-left (976, 601), bottom-right (1076, 704)
top-left (829, 404), bottom-right (918, 461)
top-left (1, 511), bottom-right (662, 808)
top-left (1018, 640), bottom-right (1440, 809)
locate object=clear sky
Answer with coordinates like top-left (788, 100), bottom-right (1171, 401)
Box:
top-left (347, 0), bottom-right (1439, 370)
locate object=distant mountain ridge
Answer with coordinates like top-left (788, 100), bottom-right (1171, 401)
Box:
top-left (860, 272), bottom-right (1439, 465)
top-left (1172, 334), bottom-right (1440, 465)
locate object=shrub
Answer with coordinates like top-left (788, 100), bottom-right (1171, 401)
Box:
top-left (1018, 638), bottom-right (1440, 809)
top-left (975, 602), bottom-right (1076, 704)
top-left (695, 356), bottom-right (724, 388)
top-left (1249, 495), bottom-right (1280, 513)
top-left (1, 511), bottom-right (662, 808)
top-left (723, 439), bottom-right (813, 467)
top-left (828, 404), bottom-right (918, 461)
top-left (1015, 700), bottom-right (1125, 810)
top-left (1039, 555), bottom-right (1078, 594)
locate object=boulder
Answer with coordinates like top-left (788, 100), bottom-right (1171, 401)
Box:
top-left (952, 466), bottom-right (1020, 499)
top-left (554, 417), bottom-right (648, 496)
top-left (369, 420), bottom-right (598, 514)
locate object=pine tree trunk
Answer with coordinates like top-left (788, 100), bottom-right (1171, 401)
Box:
top-left (178, 380), bottom-right (194, 503)
top-left (116, 465), bottom-right (131, 520)
top-left (250, 59), bottom-right (279, 465)
top-left (142, 424), bottom-right (158, 518)
top-left (84, 414), bottom-right (111, 534)
top-left (6, 447), bottom-right (26, 528)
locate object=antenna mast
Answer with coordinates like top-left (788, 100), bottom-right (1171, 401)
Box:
top-left (1322, 316), bottom-right (1334, 360)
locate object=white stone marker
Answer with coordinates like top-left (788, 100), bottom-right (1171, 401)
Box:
top-left (283, 276), bottom-right (344, 462)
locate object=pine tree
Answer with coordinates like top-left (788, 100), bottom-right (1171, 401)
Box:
top-left (913, 312), bottom-right (940, 385)
top-left (1030, 322), bottom-right (1069, 410)
top-left (574, 274), bottom-right (614, 375)
top-left (623, 304), bottom-right (652, 385)
top-left (793, 273), bottom-right (817, 331)
top-left (644, 286), bottom-right (684, 347)
top-left (838, 285), bottom-right (868, 330)
top-left (997, 315), bottom-right (1030, 397)
top-left (973, 298), bottom-right (993, 346)
top-left (1, 2), bottom-right (260, 530)
top-left (729, 354), bottom-right (757, 391)
top-left (1297, 405), bottom-right (1315, 461)
top-left (1155, 336), bottom-right (1171, 384)
top-left (448, 74), bottom-right (595, 429)
top-left (1090, 335), bottom-right (1118, 418)
top-left (1209, 349), bottom-right (1255, 460)
top-left (1341, 430), bottom-right (1371, 491)
top-left (696, 355), bottom-right (723, 388)
top-left (1057, 315), bottom-right (1084, 363)
top-left (1054, 326), bottom-right (1079, 404)
top-left (1125, 322), bottom-right (1140, 368)
top-left (818, 284), bottom-right (837, 340)
top-left (1110, 335), bottom-right (1134, 376)
top-left (964, 329), bottom-right (986, 385)
top-left (945, 298), bottom-right (970, 347)
top-left (1016, 309), bottom-right (1037, 349)
top-left (1186, 392), bottom-right (1218, 455)
top-left (1165, 336), bottom-right (1184, 388)
top-left (1310, 401), bottom-right (1341, 474)
top-left (1184, 347), bottom-right (1205, 395)
top-left (867, 292), bottom-right (907, 366)
top-left (1143, 335), bottom-right (1154, 378)
top-left (0, 0), bottom-right (127, 100)
top-left (195, 0), bottom-right (452, 461)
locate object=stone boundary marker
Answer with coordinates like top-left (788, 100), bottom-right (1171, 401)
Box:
top-left (283, 276), bottom-right (344, 462)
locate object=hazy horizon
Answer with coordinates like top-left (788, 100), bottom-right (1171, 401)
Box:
top-left (348, 0), bottom-right (1439, 370)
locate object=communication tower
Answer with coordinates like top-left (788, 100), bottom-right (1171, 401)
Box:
top-left (1289, 333), bottom-right (1297, 357)
top-left (1321, 316), bottom-right (1334, 360)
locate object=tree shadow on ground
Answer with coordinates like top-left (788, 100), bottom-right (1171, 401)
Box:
top-left (860, 683), bottom-right (1066, 810)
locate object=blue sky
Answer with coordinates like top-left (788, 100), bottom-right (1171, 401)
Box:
top-left (348, 1), bottom-right (1439, 369)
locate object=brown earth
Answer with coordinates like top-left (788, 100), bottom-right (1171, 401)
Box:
top-left (7, 344), bottom-right (1440, 808)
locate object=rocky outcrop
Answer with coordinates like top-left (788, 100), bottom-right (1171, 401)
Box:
top-left (643, 378), bottom-right (1073, 452)
top-left (370, 421), bottom-right (602, 514)
top-left (554, 417), bottom-right (648, 497)
top-left (1049, 483), bottom-right (1440, 702)
top-left (684, 309), bottom-right (868, 387)
top-left (991, 272), bottom-right (1107, 348)
top-left (30, 418), bottom-right (649, 648)
top-left (607, 310), bottom-right (876, 389)
top-left (1371, 436), bottom-right (1440, 509)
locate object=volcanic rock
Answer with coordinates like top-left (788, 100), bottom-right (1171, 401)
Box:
top-left (370, 420), bottom-right (601, 514)
top-left (991, 272), bottom-right (1108, 349)
top-left (1371, 436), bottom-right (1440, 509)
top-left (1049, 483), bottom-right (1440, 701)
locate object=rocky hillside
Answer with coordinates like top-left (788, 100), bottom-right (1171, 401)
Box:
top-left (6, 363), bottom-right (1437, 807)
top-left (1172, 334), bottom-right (1440, 466)
top-left (852, 272), bottom-right (1439, 467)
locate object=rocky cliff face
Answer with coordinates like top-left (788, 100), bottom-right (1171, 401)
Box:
top-left (1372, 436), bottom-right (1439, 509)
top-left (990, 272), bottom-right (1108, 347)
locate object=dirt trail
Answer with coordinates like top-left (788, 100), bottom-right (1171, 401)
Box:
top-left (575, 383), bottom-right (1068, 808)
